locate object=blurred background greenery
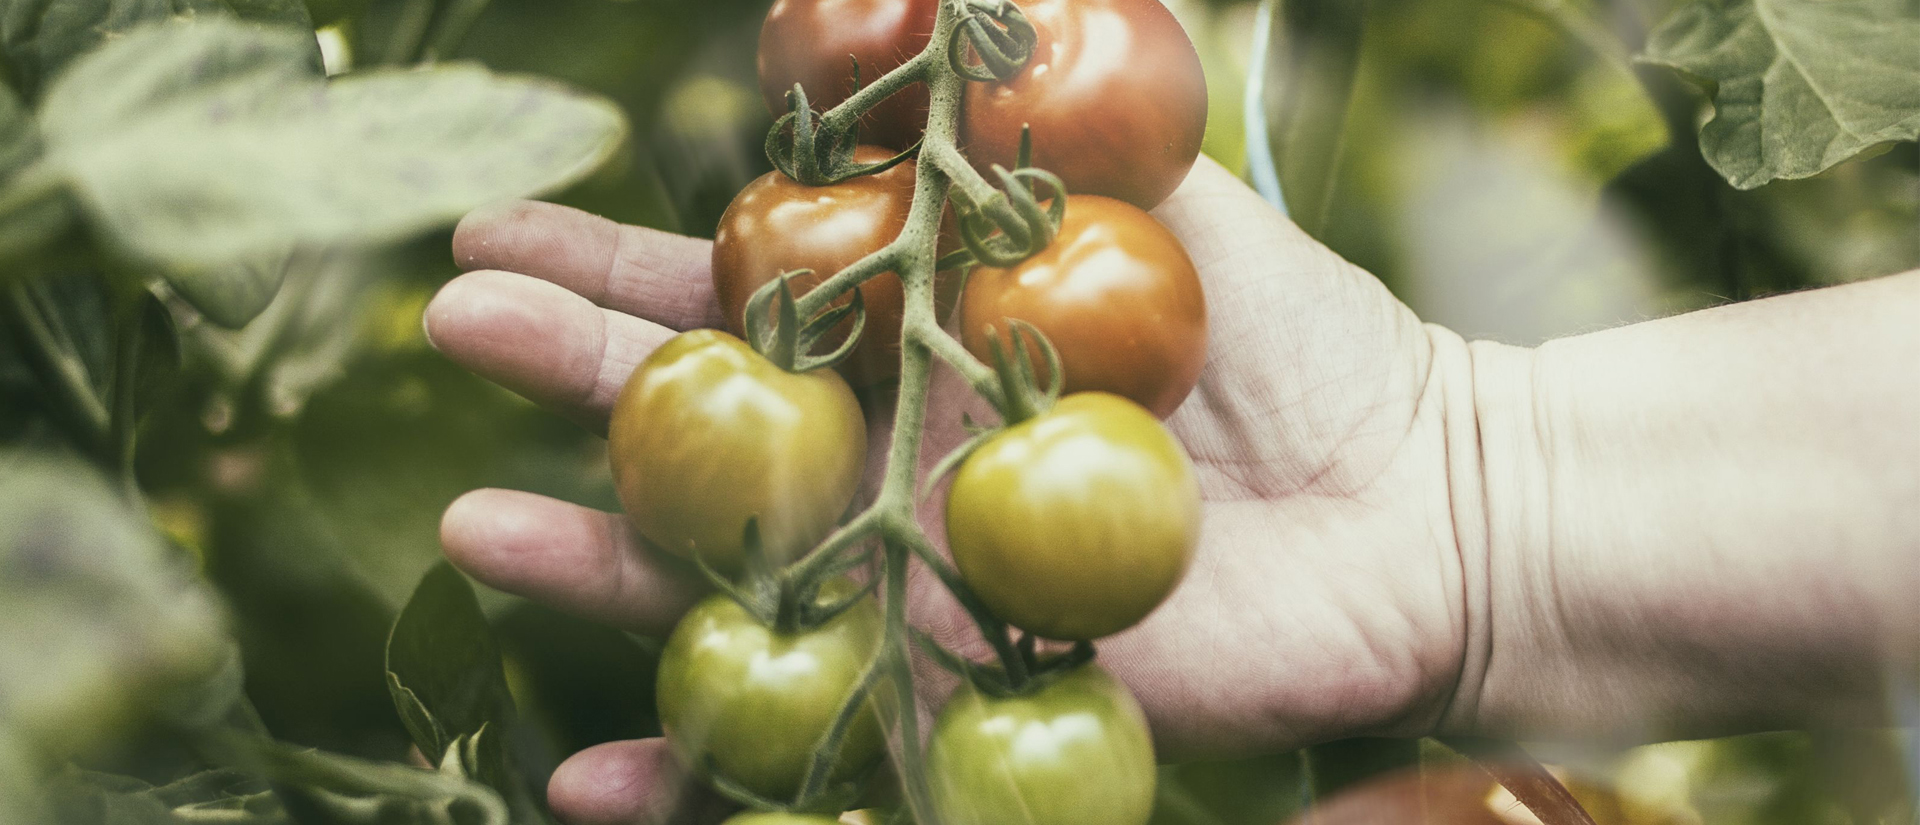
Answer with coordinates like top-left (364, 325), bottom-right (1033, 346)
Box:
top-left (1, 0), bottom-right (1915, 821)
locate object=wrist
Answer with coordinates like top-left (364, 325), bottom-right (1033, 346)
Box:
top-left (1426, 330), bottom-right (1548, 740)
top-left (1444, 280), bottom-right (1920, 741)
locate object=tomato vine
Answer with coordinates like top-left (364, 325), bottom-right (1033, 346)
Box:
top-left (687, 0), bottom-right (1136, 818)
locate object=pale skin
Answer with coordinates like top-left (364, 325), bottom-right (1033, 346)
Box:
top-left (425, 156), bottom-right (1920, 824)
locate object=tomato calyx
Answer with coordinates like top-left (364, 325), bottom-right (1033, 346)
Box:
top-left (980, 319), bottom-right (1062, 423)
top-left (915, 627), bottom-right (1095, 698)
top-left (744, 271), bottom-right (871, 373)
top-left (706, 751), bottom-right (879, 819)
top-left (946, 0), bottom-right (1038, 82)
top-left (945, 128), bottom-right (1068, 268)
top-left (768, 84), bottom-right (925, 186)
top-left (919, 319), bottom-right (1059, 500)
top-left (688, 517), bottom-right (879, 637)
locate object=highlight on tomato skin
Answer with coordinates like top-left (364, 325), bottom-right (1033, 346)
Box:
top-left (960, 194), bottom-right (1208, 420)
top-left (944, 392), bottom-right (1202, 642)
top-left (756, 0), bottom-right (939, 151)
top-left (926, 663), bottom-right (1158, 825)
top-left (656, 583), bottom-right (886, 801)
top-left (606, 329), bottom-right (867, 572)
top-left (711, 147), bottom-right (919, 388)
top-left (959, 0), bottom-right (1208, 209)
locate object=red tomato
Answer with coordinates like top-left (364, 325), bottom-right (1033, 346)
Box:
top-left (758, 0), bottom-right (939, 150)
top-left (959, 195), bottom-right (1206, 419)
top-left (960, 0), bottom-right (1207, 209)
top-left (713, 147), bottom-right (918, 387)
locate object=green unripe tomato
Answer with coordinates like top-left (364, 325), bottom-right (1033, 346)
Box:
top-left (608, 329), bottom-right (867, 572)
top-left (721, 814), bottom-right (847, 825)
top-left (945, 392), bottom-right (1200, 640)
top-left (927, 664), bottom-right (1157, 825)
top-left (657, 585), bottom-right (885, 799)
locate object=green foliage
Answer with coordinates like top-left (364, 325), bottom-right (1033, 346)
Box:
top-left (33, 17), bottom-right (625, 326)
top-left (0, 0), bottom-right (316, 101)
top-left (386, 562), bottom-right (517, 790)
top-left (1643, 0), bottom-right (1920, 189)
top-left (0, 0), bottom-right (1912, 822)
top-left (0, 452), bottom-right (232, 755)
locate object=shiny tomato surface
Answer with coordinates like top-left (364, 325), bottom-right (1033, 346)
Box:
top-left (657, 586), bottom-right (884, 800)
top-left (713, 147), bottom-right (922, 387)
top-left (758, 0), bottom-right (939, 150)
top-left (960, 194), bottom-right (1206, 419)
top-left (607, 330), bottom-right (865, 571)
top-left (946, 392), bottom-right (1200, 640)
top-left (927, 664), bottom-right (1157, 825)
top-left (960, 0), bottom-right (1207, 209)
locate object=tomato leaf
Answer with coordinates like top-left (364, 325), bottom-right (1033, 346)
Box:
top-left (0, 451), bottom-right (232, 755)
top-left (1641, 0), bottom-right (1920, 189)
top-left (385, 560), bottom-right (517, 788)
top-left (32, 16), bottom-right (626, 328)
top-left (0, 0), bottom-right (316, 101)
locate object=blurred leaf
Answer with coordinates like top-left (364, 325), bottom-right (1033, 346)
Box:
top-left (0, 450), bottom-right (230, 756)
top-left (0, 81), bottom-right (77, 265)
top-left (0, 0), bottom-right (317, 101)
top-left (0, 79), bottom-right (39, 173)
top-left (134, 288), bottom-right (183, 418)
top-left (233, 735), bottom-right (508, 825)
top-left (34, 16), bottom-right (626, 327)
top-left (302, 0), bottom-right (370, 29)
top-left (385, 561), bottom-right (516, 786)
top-left (44, 767), bottom-right (283, 825)
top-left (1246, 0), bottom-right (1365, 233)
top-left (1642, 0), bottom-right (1920, 189)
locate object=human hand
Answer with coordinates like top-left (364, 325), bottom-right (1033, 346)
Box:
top-left (426, 156), bottom-right (1483, 823)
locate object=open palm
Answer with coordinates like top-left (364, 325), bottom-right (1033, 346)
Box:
top-left (427, 157), bottom-right (1471, 824)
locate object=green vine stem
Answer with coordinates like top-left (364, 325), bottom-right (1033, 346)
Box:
top-left (108, 290), bottom-right (145, 500)
top-left (750, 0), bottom-right (1058, 819)
top-left (2, 282), bottom-right (108, 452)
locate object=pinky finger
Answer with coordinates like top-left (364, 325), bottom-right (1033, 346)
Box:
top-left (547, 738), bottom-right (734, 825)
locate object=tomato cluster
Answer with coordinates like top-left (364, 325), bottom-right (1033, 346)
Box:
top-left (608, 0), bottom-right (1210, 822)
top-left (757, 0), bottom-right (1206, 211)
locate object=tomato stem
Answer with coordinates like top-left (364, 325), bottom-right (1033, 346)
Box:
top-left (768, 0), bottom-right (1049, 817)
top-left (796, 657), bottom-right (886, 805)
top-left (790, 243), bottom-right (902, 321)
top-left (916, 318), bottom-right (1004, 406)
top-left (817, 49), bottom-right (937, 137)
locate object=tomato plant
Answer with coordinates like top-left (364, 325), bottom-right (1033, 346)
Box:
top-left (713, 147), bottom-right (925, 387)
top-left (657, 585), bottom-right (886, 801)
top-left (606, 329), bottom-right (866, 571)
top-left (960, 194), bottom-right (1207, 419)
top-left (959, 0), bottom-right (1207, 209)
top-left (757, 0), bottom-right (939, 150)
top-left (946, 392), bottom-right (1201, 640)
top-left (926, 664), bottom-right (1157, 825)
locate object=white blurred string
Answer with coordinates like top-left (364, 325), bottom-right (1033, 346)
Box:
top-left (1243, 0), bottom-right (1289, 213)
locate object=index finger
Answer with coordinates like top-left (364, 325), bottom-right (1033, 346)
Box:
top-left (453, 200), bottom-right (725, 332)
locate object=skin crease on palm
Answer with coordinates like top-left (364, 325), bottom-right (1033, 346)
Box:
top-left (424, 155), bottom-right (1920, 825)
